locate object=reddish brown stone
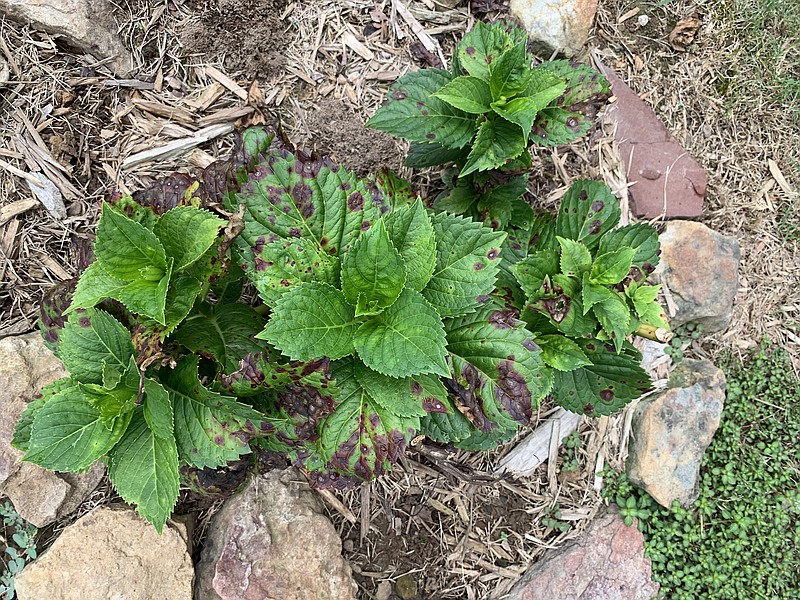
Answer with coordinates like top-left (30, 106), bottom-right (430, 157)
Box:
top-left (601, 66), bottom-right (706, 219)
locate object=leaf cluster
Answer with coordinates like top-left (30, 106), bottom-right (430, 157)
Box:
top-left (0, 501), bottom-right (37, 599)
top-left (604, 342), bottom-right (800, 598)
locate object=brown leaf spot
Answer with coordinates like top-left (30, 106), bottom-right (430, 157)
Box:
top-left (496, 360), bottom-right (532, 424)
top-left (392, 89), bottom-right (408, 100)
top-left (588, 220), bottom-right (602, 235)
top-left (487, 248), bottom-right (500, 260)
top-left (591, 200), bottom-right (604, 212)
top-left (599, 389), bottom-right (614, 403)
top-left (473, 261), bottom-right (485, 270)
top-left (78, 316), bottom-right (91, 328)
top-left (347, 192), bottom-right (364, 212)
top-left (422, 397), bottom-right (447, 413)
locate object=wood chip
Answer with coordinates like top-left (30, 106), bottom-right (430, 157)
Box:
top-left (392, 0), bottom-right (446, 67)
top-left (768, 159), bottom-right (796, 196)
top-left (121, 123), bottom-right (234, 170)
top-left (132, 99), bottom-right (195, 125)
top-left (342, 31), bottom-right (375, 60)
top-left (183, 82), bottom-right (227, 111)
top-left (618, 7), bottom-right (640, 23)
top-left (198, 106), bottom-right (255, 126)
top-left (0, 198), bottom-right (38, 225)
top-left (26, 173), bottom-right (66, 219)
top-left (36, 252), bottom-right (72, 280)
top-left (198, 65), bottom-right (248, 100)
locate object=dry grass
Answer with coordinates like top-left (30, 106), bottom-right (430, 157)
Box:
top-left (0, 0), bottom-right (797, 597)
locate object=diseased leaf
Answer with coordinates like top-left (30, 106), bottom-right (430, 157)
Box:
top-left (531, 107), bottom-right (592, 147)
top-left (461, 117), bottom-right (526, 176)
top-left (353, 359), bottom-right (427, 418)
top-left (39, 279), bottom-right (77, 351)
top-left (553, 340), bottom-right (650, 417)
top-left (592, 293), bottom-right (631, 352)
top-left (25, 386), bottom-right (132, 472)
top-left (557, 237), bottom-right (592, 277)
top-left (419, 396), bottom-right (474, 443)
top-left (58, 309), bottom-right (134, 385)
top-left (554, 180), bottom-right (621, 250)
top-left (95, 202), bottom-right (167, 280)
top-left (107, 407), bottom-right (179, 533)
top-left (261, 282), bottom-right (358, 361)
top-left (218, 354), bottom-right (332, 398)
top-left (153, 206), bottom-right (225, 272)
top-left (158, 357), bottom-right (267, 469)
top-left (433, 76), bottom-right (494, 114)
top-left (410, 373), bottom-right (450, 414)
top-left (445, 305), bottom-right (551, 432)
top-left (589, 248), bottom-right (636, 285)
top-left (537, 335), bottom-right (592, 371)
top-left (405, 142), bottom-right (468, 168)
top-left (354, 288), bottom-right (449, 378)
top-left (632, 285), bottom-right (669, 329)
top-left (174, 302), bottom-right (268, 374)
top-left (341, 220), bottom-right (406, 315)
top-left (424, 212), bottom-right (506, 317)
top-left (246, 238), bottom-right (339, 308)
top-left (598, 222), bottom-right (660, 275)
top-left (383, 199), bottom-right (437, 292)
top-left (538, 59), bottom-right (611, 106)
top-left (457, 21), bottom-right (512, 81)
top-left (367, 69), bottom-right (477, 148)
top-left (475, 173), bottom-right (528, 229)
top-left (524, 68), bottom-right (567, 106)
top-left (512, 249), bottom-right (560, 302)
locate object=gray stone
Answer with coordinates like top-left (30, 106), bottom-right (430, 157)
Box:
top-left (657, 221), bottom-right (741, 333)
top-left (0, 333), bottom-right (104, 527)
top-left (14, 507), bottom-right (194, 600)
top-left (627, 359), bottom-right (725, 508)
top-left (0, 0), bottom-right (133, 76)
top-left (196, 468), bottom-right (358, 600)
top-left (506, 509), bottom-right (659, 599)
top-left (509, 0), bottom-right (598, 56)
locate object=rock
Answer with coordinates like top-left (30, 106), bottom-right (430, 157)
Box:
top-left (0, 333), bottom-right (104, 527)
top-left (506, 509), bottom-right (659, 599)
top-left (195, 469), bottom-right (358, 600)
top-left (509, 0), bottom-right (598, 56)
top-left (0, 0), bottom-right (133, 76)
top-left (14, 507), bottom-right (194, 600)
top-left (627, 359), bottom-right (725, 508)
top-left (601, 66), bottom-right (706, 219)
top-left (657, 221), bottom-right (741, 333)
top-left (395, 574), bottom-right (418, 599)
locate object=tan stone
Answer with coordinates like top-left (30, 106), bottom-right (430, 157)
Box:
top-left (0, 0), bottom-right (133, 76)
top-left (627, 359), bottom-right (726, 508)
top-left (15, 507), bottom-right (194, 600)
top-left (196, 469), bottom-right (358, 600)
top-left (509, 0), bottom-right (598, 56)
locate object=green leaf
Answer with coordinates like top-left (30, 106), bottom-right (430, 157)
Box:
top-left (538, 60), bottom-right (610, 106)
top-left (58, 309), bottom-right (134, 385)
top-left (512, 249), bottom-right (560, 302)
top-left (143, 378), bottom-right (173, 440)
top-left (158, 356), bottom-right (266, 469)
top-left (354, 288), bottom-right (449, 378)
top-left (457, 21), bottom-right (512, 81)
top-left (383, 199), bottom-right (437, 292)
top-left (456, 424), bottom-right (519, 451)
top-left (554, 180), bottom-right (621, 250)
top-left (590, 248), bottom-right (636, 285)
top-left (95, 202), bottom-right (167, 280)
top-left (423, 212), bottom-right (506, 317)
top-left (524, 68), bottom-right (567, 106)
top-left (12, 398), bottom-right (48, 452)
top-left (353, 359), bottom-right (427, 418)
top-left (419, 396), bottom-right (474, 443)
top-left (153, 206), bottom-right (225, 272)
top-left (461, 117), bottom-right (526, 176)
top-left (532, 107), bottom-right (591, 146)
top-left (632, 285), bottom-right (669, 329)
top-left (342, 220), bottom-right (406, 315)
top-left (367, 69), bottom-right (477, 148)
top-left (445, 305), bottom-right (552, 431)
top-left (174, 302), bottom-right (268, 374)
top-left (114, 257), bottom-right (173, 324)
top-left (489, 42), bottom-right (530, 100)
top-left (68, 262), bottom-right (128, 312)
top-left (433, 76), bottom-right (494, 114)
top-left (492, 96), bottom-right (547, 144)
top-left (536, 335), bottom-right (592, 371)
top-left (552, 340), bottom-right (650, 417)
top-left (475, 173), bottom-right (528, 229)
top-left (247, 238), bottom-right (339, 308)
top-left (81, 383), bottom-right (135, 427)
top-left (107, 408), bottom-right (179, 533)
top-left (593, 293), bottom-right (631, 352)
top-left (405, 142), bottom-right (468, 169)
top-left (598, 222), bottom-right (660, 273)
top-left (25, 386), bottom-right (132, 472)
top-left (314, 359), bottom-right (419, 482)
top-left (260, 282), bottom-right (358, 361)
top-left (410, 373), bottom-right (450, 414)
top-left (581, 275), bottom-right (617, 314)
top-left (557, 237), bottom-right (592, 277)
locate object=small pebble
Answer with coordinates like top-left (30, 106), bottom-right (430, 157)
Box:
top-left (376, 580), bottom-right (392, 600)
top-left (638, 14), bottom-right (650, 27)
top-left (395, 574), bottom-right (418, 600)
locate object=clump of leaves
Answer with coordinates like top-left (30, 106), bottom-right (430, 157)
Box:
top-left (367, 20), bottom-right (610, 228)
top-left (604, 341), bottom-right (800, 598)
top-left (0, 501), bottom-right (37, 600)
top-left (497, 179), bottom-right (667, 416)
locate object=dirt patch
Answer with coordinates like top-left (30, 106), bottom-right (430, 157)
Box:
top-left (181, 0), bottom-right (290, 79)
top-left (295, 98), bottom-right (404, 177)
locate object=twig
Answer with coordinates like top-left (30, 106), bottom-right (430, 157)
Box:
top-left (121, 123), bottom-right (234, 169)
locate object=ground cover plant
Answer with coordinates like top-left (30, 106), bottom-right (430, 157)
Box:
top-left (10, 21), bottom-right (669, 533)
top-left (604, 342), bottom-right (800, 598)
